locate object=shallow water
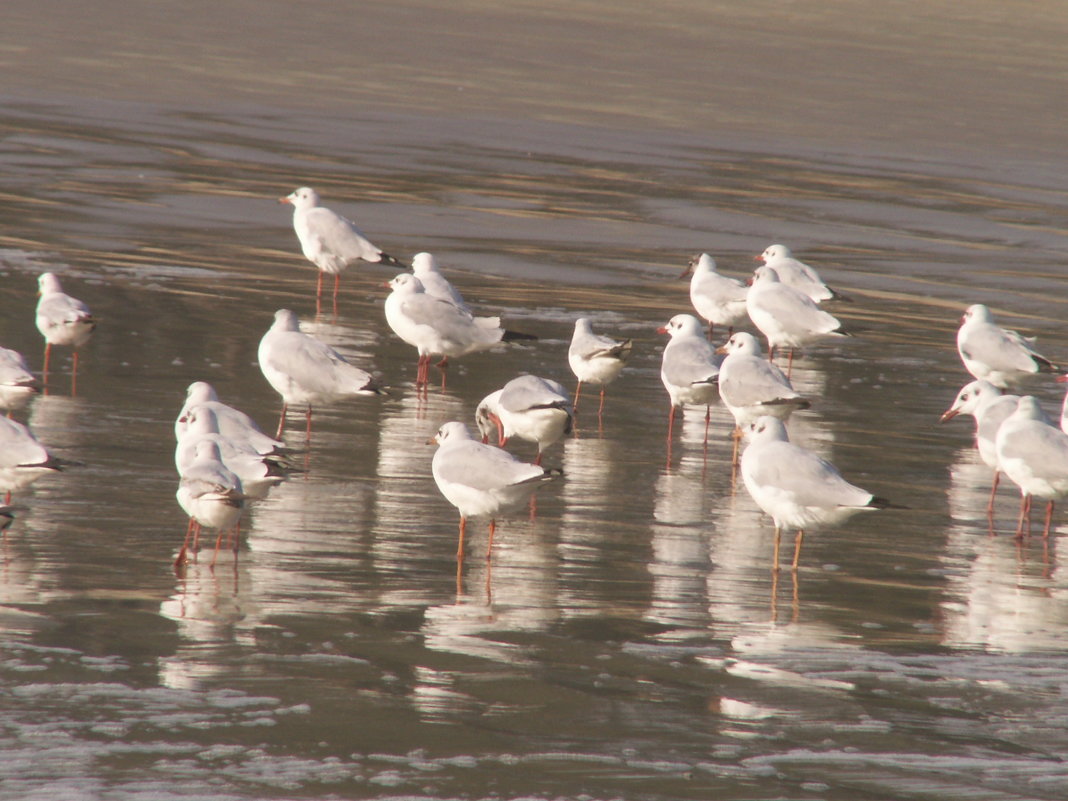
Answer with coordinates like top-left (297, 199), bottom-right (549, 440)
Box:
top-left (3, 3), bottom-right (1068, 800)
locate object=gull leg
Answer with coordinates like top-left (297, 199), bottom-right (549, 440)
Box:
top-left (275, 402), bottom-right (288, 439)
top-left (71, 350), bottom-right (79, 397)
top-left (1015, 494), bottom-right (1029, 539)
top-left (573, 380), bottom-right (582, 412)
top-left (436, 357), bottom-right (449, 391)
top-left (315, 272), bottom-right (324, 316)
top-left (1043, 500), bottom-right (1055, 538)
top-left (486, 519), bottom-right (497, 562)
top-left (772, 525), bottom-right (782, 573)
top-left (792, 529), bottom-right (805, 571)
top-left (986, 470), bottom-right (1000, 524)
top-left (305, 406), bottom-right (313, 442)
top-left (597, 387), bottom-right (607, 419)
top-left (42, 343), bottom-right (51, 390)
top-left (333, 273), bottom-right (341, 317)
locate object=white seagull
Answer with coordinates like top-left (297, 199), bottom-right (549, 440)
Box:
top-left (658, 314), bottom-right (722, 447)
top-left (0, 347), bottom-right (38, 415)
top-left (956, 304), bottom-right (1056, 388)
top-left (939, 379), bottom-right (1019, 518)
top-left (0, 415), bottom-right (69, 503)
top-left (680, 253), bottom-right (748, 339)
top-left (410, 252), bottom-right (469, 310)
top-left (756, 244), bottom-right (844, 303)
top-left (257, 309), bottom-right (384, 438)
top-left (994, 395), bottom-right (1068, 538)
top-left (567, 317), bottom-right (632, 419)
top-left (279, 186), bottom-right (403, 314)
top-left (175, 439), bottom-right (246, 570)
top-left (35, 272), bottom-right (96, 392)
top-left (175, 381), bottom-right (286, 456)
top-left (741, 416), bottom-right (891, 571)
top-left (717, 332), bottom-right (809, 461)
top-left (745, 265), bottom-right (849, 370)
top-left (384, 273), bottom-right (534, 390)
top-left (430, 421), bottom-right (560, 564)
top-left (475, 375), bottom-right (573, 464)
top-left (176, 406), bottom-right (297, 499)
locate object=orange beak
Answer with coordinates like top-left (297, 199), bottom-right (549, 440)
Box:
top-left (278, 196), bottom-right (291, 205)
top-left (938, 408), bottom-right (959, 423)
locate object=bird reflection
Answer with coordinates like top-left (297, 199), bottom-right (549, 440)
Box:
top-left (939, 526), bottom-right (1068, 652)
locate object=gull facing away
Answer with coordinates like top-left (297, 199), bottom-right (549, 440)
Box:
top-left (740, 416), bottom-right (892, 571)
top-left (430, 421), bottom-right (561, 566)
top-left (717, 332), bottom-right (809, 462)
top-left (680, 253), bottom-right (748, 339)
top-left (567, 317), bottom-right (632, 419)
top-left (745, 266), bottom-right (849, 371)
top-left (411, 252), bottom-right (469, 310)
top-left (939, 379), bottom-right (1019, 519)
top-left (175, 439), bottom-right (246, 570)
top-left (756, 244), bottom-right (845, 303)
top-left (475, 375), bottom-right (574, 464)
top-left (0, 415), bottom-right (71, 503)
top-left (279, 186), bottom-right (404, 314)
top-left (175, 381), bottom-right (286, 456)
top-left (956, 304), bottom-right (1057, 388)
top-left (384, 273), bottom-right (535, 391)
top-left (658, 314), bottom-right (722, 448)
top-left (994, 395), bottom-right (1068, 538)
top-left (0, 347), bottom-right (38, 415)
top-left (257, 309), bottom-right (385, 439)
top-left (35, 272), bottom-right (96, 393)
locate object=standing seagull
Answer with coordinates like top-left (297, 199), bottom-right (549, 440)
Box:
top-left (384, 273), bottom-right (534, 391)
top-left (658, 314), bottom-right (722, 449)
top-left (475, 375), bottom-right (573, 464)
top-left (680, 253), bottom-right (748, 339)
top-left (756, 244), bottom-right (844, 303)
top-left (939, 379), bottom-right (1019, 519)
top-left (430, 422), bottom-right (560, 568)
top-left (175, 440), bottom-right (246, 570)
top-left (741, 416), bottom-right (891, 571)
top-left (567, 317), bottom-right (632, 419)
top-left (410, 252), bottom-right (469, 310)
top-left (994, 396), bottom-right (1068, 538)
top-left (175, 381), bottom-right (286, 457)
top-left (956, 304), bottom-right (1056, 388)
top-left (0, 347), bottom-right (38, 416)
top-left (279, 186), bottom-right (403, 314)
top-left (717, 332), bottom-right (809, 463)
top-left (745, 266), bottom-right (849, 372)
top-left (257, 309), bottom-right (384, 439)
top-left (0, 416), bottom-right (69, 503)
top-left (35, 272), bottom-right (95, 393)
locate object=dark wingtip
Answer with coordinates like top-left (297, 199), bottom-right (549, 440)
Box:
top-left (379, 252), bottom-right (405, 269)
top-left (502, 330), bottom-right (538, 342)
top-left (870, 496), bottom-right (908, 510)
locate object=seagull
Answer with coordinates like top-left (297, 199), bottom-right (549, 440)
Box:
top-left (756, 244), bottom-right (844, 303)
top-left (430, 421), bottom-right (560, 565)
top-left (567, 317), bottom-right (632, 419)
top-left (175, 381), bottom-right (286, 456)
top-left (680, 253), bottom-right (748, 339)
top-left (745, 266), bottom-right (849, 371)
top-left (257, 309), bottom-right (385, 438)
top-left (0, 415), bottom-right (69, 503)
top-left (475, 375), bottom-right (573, 464)
top-left (658, 314), bottom-right (722, 447)
top-left (175, 439), bottom-right (246, 570)
top-left (176, 406), bottom-right (298, 499)
top-left (740, 416), bottom-right (891, 571)
top-left (0, 347), bottom-right (38, 415)
top-left (994, 395), bottom-right (1068, 538)
top-left (410, 252), bottom-right (469, 310)
top-left (279, 186), bottom-right (404, 314)
top-left (384, 273), bottom-right (535, 391)
top-left (35, 272), bottom-right (95, 392)
top-left (939, 379), bottom-right (1019, 519)
top-left (956, 304), bottom-right (1057, 388)
top-left (717, 332), bottom-right (809, 462)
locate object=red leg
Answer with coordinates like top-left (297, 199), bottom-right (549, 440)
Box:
top-left (487, 519), bottom-right (497, 560)
top-left (457, 516), bottom-right (467, 560)
top-left (597, 387), bottom-right (606, 418)
top-left (573, 380), bottom-right (582, 412)
top-left (792, 529), bottom-right (805, 571)
top-left (275, 402), bottom-right (288, 439)
top-left (436, 357), bottom-right (449, 391)
top-left (1043, 500), bottom-right (1055, 538)
top-left (786, 349), bottom-right (795, 378)
top-left (42, 343), bottom-right (51, 388)
top-left (315, 272), bottom-right (324, 316)
top-left (1015, 494), bottom-right (1030, 539)
top-left (71, 350), bottom-right (79, 397)
top-left (305, 406), bottom-right (313, 441)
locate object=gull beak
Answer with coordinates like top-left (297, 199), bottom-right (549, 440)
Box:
top-left (753, 255), bottom-right (762, 262)
top-left (678, 265), bottom-right (693, 280)
top-left (715, 345), bottom-right (728, 355)
top-left (656, 326), bottom-right (669, 335)
top-left (938, 408), bottom-right (959, 423)
top-left (278, 196), bottom-right (292, 204)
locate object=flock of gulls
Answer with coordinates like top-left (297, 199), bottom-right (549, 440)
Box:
top-left (1, 186), bottom-right (1065, 577)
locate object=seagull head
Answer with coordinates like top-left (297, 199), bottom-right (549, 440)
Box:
top-left (658, 314), bottom-right (703, 339)
top-left (37, 272), bottom-right (63, 296)
top-left (961, 304), bottom-right (993, 325)
top-left (388, 273), bottom-right (426, 295)
top-left (278, 186), bottom-right (320, 209)
top-left (758, 244), bottom-right (791, 264)
top-left (271, 309), bottom-right (302, 332)
top-left (747, 415), bottom-right (790, 443)
top-left (718, 331), bottom-right (763, 357)
top-left (939, 379), bottom-right (1000, 422)
top-left (430, 421), bottom-right (475, 447)
top-left (750, 265), bottom-right (781, 286)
